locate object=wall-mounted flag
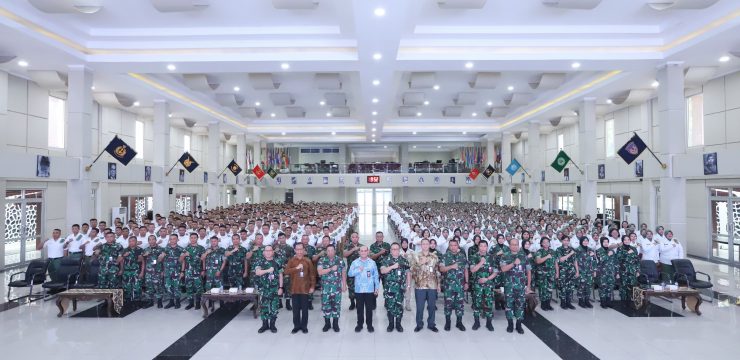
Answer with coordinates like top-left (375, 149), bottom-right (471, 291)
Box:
top-left (104, 136), bottom-right (137, 165)
top-left (178, 152), bottom-right (199, 172)
top-left (550, 150), bottom-right (572, 173)
top-left (481, 164), bottom-right (495, 179)
top-left (505, 159), bottom-right (522, 176)
top-left (617, 134), bottom-right (647, 165)
top-left (468, 168), bottom-right (480, 180)
top-left (253, 165), bottom-right (266, 180)
top-left (267, 167), bottom-right (278, 179)
top-left (227, 160), bottom-right (242, 176)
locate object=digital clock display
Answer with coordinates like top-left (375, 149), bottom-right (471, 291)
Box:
top-left (367, 175), bottom-right (381, 183)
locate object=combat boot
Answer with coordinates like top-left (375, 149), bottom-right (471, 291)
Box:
top-left (444, 315), bottom-right (451, 331)
top-left (560, 300), bottom-right (567, 309)
top-left (456, 316), bottom-right (466, 331)
top-left (485, 317), bottom-right (494, 332)
top-left (506, 319), bottom-right (514, 333)
top-left (185, 298), bottom-right (194, 310)
top-left (349, 297), bottom-right (356, 310)
top-left (395, 316), bottom-right (404, 332)
top-left (472, 316), bottom-right (480, 330)
top-left (515, 320), bottom-right (524, 334)
top-left (578, 298), bottom-right (586, 308)
top-left (157, 299), bottom-right (163, 309)
top-left (164, 300), bottom-right (174, 309)
top-left (585, 299), bottom-right (593, 308)
top-left (286, 298), bottom-right (292, 311)
top-left (195, 296), bottom-right (201, 310)
top-left (258, 320), bottom-right (269, 333)
top-left (332, 318), bottom-right (340, 332)
top-left (279, 298), bottom-right (283, 309)
top-left (174, 299), bottom-right (181, 309)
top-left (269, 318), bottom-right (277, 333)
top-left (323, 318), bottom-right (331, 332)
top-left (566, 299), bottom-right (576, 310)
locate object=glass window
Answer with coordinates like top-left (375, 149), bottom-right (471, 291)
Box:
top-left (135, 120), bottom-right (144, 159)
top-left (686, 94), bottom-right (704, 147)
top-left (605, 118), bottom-right (615, 157)
top-left (557, 134), bottom-right (564, 151)
top-left (183, 134), bottom-right (191, 153)
top-left (48, 96), bottom-right (65, 148)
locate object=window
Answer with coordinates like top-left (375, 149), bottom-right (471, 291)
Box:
top-left (135, 120), bottom-right (144, 159)
top-left (48, 96), bottom-right (65, 148)
top-left (555, 194), bottom-right (574, 213)
top-left (686, 93), bottom-right (704, 147)
top-left (183, 134), bottom-right (191, 153)
top-left (557, 134), bottom-right (564, 151)
top-left (605, 118), bottom-right (615, 157)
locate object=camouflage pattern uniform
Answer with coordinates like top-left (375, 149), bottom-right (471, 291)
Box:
top-left (596, 247), bottom-right (618, 302)
top-left (203, 247), bottom-right (225, 290)
top-left (121, 247), bottom-right (143, 301)
top-left (344, 242), bottom-right (360, 302)
top-left (183, 244), bottom-right (206, 300)
top-left (379, 255), bottom-right (410, 318)
top-left (274, 244), bottom-right (295, 301)
top-left (500, 251), bottom-right (531, 321)
top-left (247, 245), bottom-right (265, 287)
top-left (254, 257), bottom-right (282, 320)
top-left (225, 245), bottom-right (248, 289)
top-left (97, 242), bottom-right (123, 289)
top-left (470, 252), bottom-right (496, 319)
top-left (556, 247), bottom-right (577, 303)
top-left (490, 243), bottom-right (510, 309)
top-left (142, 245), bottom-right (165, 302)
top-left (534, 248), bottom-right (556, 303)
top-left (576, 247), bottom-right (597, 302)
top-left (369, 241), bottom-right (391, 270)
top-left (163, 245), bottom-right (183, 301)
top-left (616, 245), bottom-right (639, 300)
top-left (440, 250), bottom-right (468, 318)
top-left (318, 255), bottom-right (345, 319)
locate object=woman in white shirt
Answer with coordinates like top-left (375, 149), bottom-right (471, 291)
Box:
top-left (659, 230), bottom-right (684, 281)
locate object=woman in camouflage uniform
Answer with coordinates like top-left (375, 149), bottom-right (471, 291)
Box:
top-left (596, 237), bottom-right (618, 308)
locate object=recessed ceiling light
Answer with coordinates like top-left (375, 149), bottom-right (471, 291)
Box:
top-left (281, 132), bottom-right (286, 136)
top-left (372, 128), bottom-right (376, 132)
top-left (412, 131), bottom-right (417, 135)
top-left (17, 60), bottom-right (28, 67)
top-left (372, 79), bottom-right (380, 86)
top-left (433, 84), bottom-right (440, 90)
top-left (270, 113), bottom-right (276, 118)
top-left (372, 98), bottom-right (379, 103)
top-left (255, 101), bottom-right (261, 106)
top-left (372, 134), bottom-right (376, 138)
top-left (331, 131), bottom-right (336, 135)
top-left (606, 98), bottom-right (613, 104)
top-left (651, 80), bottom-right (660, 88)
top-left (413, 145), bottom-right (417, 149)
top-left (571, 62), bottom-right (581, 69)
top-left (280, 63), bottom-right (290, 70)
top-left (487, 101), bottom-right (493, 106)
top-left (326, 112), bottom-right (332, 117)
top-left (464, 62), bottom-right (474, 69)
top-left (416, 112), bottom-right (422, 117)
top-left (507, 85), bottom-right (514, 91)
top-left (719, 55), bottom-right (731, 63)
top-left (383, 145), bottom-right (387, 149)
top-left (373, 7), bottom-right (386, 17)
top-left (91, 85), bottom-right (95, 90)
top-left (319, 100), bottom-right (326, 106)
top-left (423, 100), bottom-right (430, 106)
top-left (462, 131), bottom-right (467, 135)
top-left (372, 120), bottom-right (377, 124)
top-left (168, 113), bottom-right (173, 118)
top-left (233, 86), bottom-right (240, 92)
top-left (372, 139), bottom-right (376, 143)
top-left (472, 112), bottom-right (477, 117)
top-left (133, 101), bottom-right (140, 107)
top-left (437, 145), bottom-right (441, 149)
top-left (166, 64), bottom-right (176, 71)
top-left (372, 53), bottom-right (382, 60)
top-left (372, 111), bottom-right (378, 116)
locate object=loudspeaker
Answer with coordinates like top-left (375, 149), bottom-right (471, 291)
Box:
top-left (168, 188), bottom-right (173, 195)
top-left (231, 190), bottom-right (237, 195)
top-left (510, 188), bottom-right (517, 194)
top-left (285, 191), bottom-right (294, 204)
top-left (577, 186), bottom-right (581, 193)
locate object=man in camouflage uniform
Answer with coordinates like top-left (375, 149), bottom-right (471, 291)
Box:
top-left (343, 232), bottom-right (361, 310)
top-left (500, 239), bottom-right (531, 334)
top-left (182, 233), bottom-right (206, 310)
top-left (369, 231), bottom-right (391, 270)
top-left (616, 235), bottom-right (639, 302)
top-left (380, 243), bottom-right (410, 332)
top-left (202, 237), bottom-right (226, 309)
top-left (534, 237), bottom-right (557, 311)
top-left (163, 234), bottom-right (184, 309)
top-left (439, 239), bottom-right (468, 331)
top-left (576, 236), bottom-right (597, 308)
top-left (120, 237), bottom-right (144, 304)
top-left (274, 232), bottom-right (295, 310)
top-left (555, 236), bottom-right (579, 310)
top-left (142, 235), bottom-right (165, 308)
top-left (95, 232), bottom-right (123, 289)
top-left (246, 234), bottom-right (266, 287)
top-left (470, 240), bottom-right (497, 331)
top-left (596, 236), bottom-right (618, 308)
top-left (254, 245), bottom-right (283, 333)
top-left (489, 234), bottom-right (510, 310)
top-left (317, 244), bottom-right (347, 332)
top-left (225, 235), bottom-right (248, 290)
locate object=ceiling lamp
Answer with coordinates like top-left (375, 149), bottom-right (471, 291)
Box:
top-left (272, 0), bottom-right (319, 9)
top-left (151, 0), bottom-right (210, 12)
top-left (437, 0), bottom-right (487, 9)
top-left (541, 0), bottom-right (602, 10)
top-left (28, 0), bottom-right (104, 14)
top-left (647, 0), bottom-right (719, 11)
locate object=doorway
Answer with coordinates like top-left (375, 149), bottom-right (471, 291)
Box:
top-left (357, 188), bottom-right (392, 237)
top-left (709, 187), bottom-right (740, 264)
top-left (4, 189), bottom-right (44, 269)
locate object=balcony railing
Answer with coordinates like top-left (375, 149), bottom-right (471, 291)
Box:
top-left (283, 162), bottom-right (484, 174)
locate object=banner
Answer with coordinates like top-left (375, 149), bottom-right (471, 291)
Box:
top-left (468, 168), bottom-right (480, 180)
top-left (253, 165), bottom-right (266, 180)
top-left (617, 134), bottom-right (647, 165)
top-left (227, 160), bottom-right (242, 176)
top-left (178, 152), bottom-right (199, 173)
top-left (505, 159), bottom-right (522, 176)
top-left (481, 164), bottom-right (495, 179)
top-left (104, 136), bottom-right (137, 165)
top-left (550, 150), bottom-right (571, 173)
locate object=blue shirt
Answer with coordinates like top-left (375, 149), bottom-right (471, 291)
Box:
top-left (348, 258), bottom-right (380, 293)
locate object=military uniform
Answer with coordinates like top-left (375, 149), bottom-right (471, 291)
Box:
top-left (534, 248), bottom-right (556, 309)
top-left (274, 244), bottom-right (295, 306)
top-left (318, 255), bottom-right (345, 319)
top-left (344, 242), bottom-right (361, 305)
top-left (576, 247), bottom-right (597, 307)
top-left (225, 245), bottom-right (248, 289)
top-left (183, 244), bottom-right (206, 308)
top-left (203, 247), bottom-right (225, 290)
top-left (253, 257), bottom-right (282, 321)
top-left (556, 246), bottom-right (578, 308)
top-left (247, 245), bottom-right (265, 287)
top-left (121, 246), bottom-right (143, 301)
top-left (440, 250), bottom-right (468, 320)
top-left (163, 245), bottom-right (183, 307)
top-left (96, 242), bottom-right (123, 289)
top-left (379, 255), bottom-right (409, 321)
top-left (470, 252), bottom-right (496, 326)
top-left (142, 245), bottom-right (165, 306)
top-left (596, 247), bottom-right (617, 307)
top-left (490, 243), bottom-right (510, 309)
top-left (500, 251), bottom-right (531, 333)
top-left (616, 245), bottom-right (639, 301)
top-left (369, 241), bottom-right (391, 268)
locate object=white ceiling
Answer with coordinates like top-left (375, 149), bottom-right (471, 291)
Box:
top-left (1, 0), bottom-right (740, 147)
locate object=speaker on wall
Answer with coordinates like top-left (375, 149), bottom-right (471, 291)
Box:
top-left (577, 186), bottom-right (581, 193)
top-left (510, 188), bottom-right (517, 194)
top-left (231, 190), bottom-right (237, 195)
top-left (168, 188), bottom-right (173, 195)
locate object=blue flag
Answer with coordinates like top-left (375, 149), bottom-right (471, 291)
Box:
top-left (506, 159), bottom-right (522, 176)
top-left (104, 135), bottom-right (137, 166)
top-left (617, 134), bottom-right (647, 165)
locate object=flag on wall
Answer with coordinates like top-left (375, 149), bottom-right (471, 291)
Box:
top-left (617, 134), bottom-right (647, 164)
top-left (267, 167), bottom-right (278, 179)
top-left (468, 168), bottom-right (480, 180)
top-left (253, 165), bottom-right (266, 180)
top-left (550, 150), bottom-right (572, 173)
top-left (104, 136), bottom-right (137, 165)
top-left (505, 159), bottom-right (522, 176)
top-left (178, 152), bottom-right (199, 172)
top-left (227, 160), bottom-right (242, 176)
top-left (481, 164), bottom-right (495, 179)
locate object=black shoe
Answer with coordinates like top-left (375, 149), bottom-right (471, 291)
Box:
top-left (332, 318), bottom-right (340, 332)
top-left (472, 317), bottom-right (480, 330)
top-left (560, 300), bottom-right (567, 309)
top-left (195, 298), bottom-right (201, 310)
top-left (541, 300), bottom-right (548, 311)
top-left (164, 300), bottom-right (174, 309)
top-left (367, 325), bottom-right (374, 333)
top-left (141, 301), bottom-right (152, 309)
top-left (585, 299), bottom-right (593, 308)
top-left (157, 299), bottom-right (163, 309)
top-left (485, 318), bottom-right (494, 332)
top-left (286, 299), bottom-right (292, 311)
top-left (354, 325), bottom-right (362, 332)
top-left (428, 326), bottom-right (439, 332)
top-left (323, 319), bottom-right (331, 332)
top-left (444, 316), bottom-right (451, 331)
top-left (269, 319), bottom-right (277, 333)
top-left (456, 317), bottom-right (466, 331)
top-left (279, 299), bottom-right (284, 309)
top-left (515, 320), bottom-right (524, 334)
top-left (349, 299), bottom-right (356, 311)
top-left (506, 319), bottom-right (514, 333)
top-left (387, 313), bottom-right (395, 332)
top-left (185, 299), bottom-right (194, 310)
top-left (308, 302), bottom-right (314, 310)
top-left (578, 299), bottom-right (586, 308)
top-left (414, 325), bottom-right (423, 332)
top-left (395, 317), bottom-right (404, 332)
top-left (291, 328), bottom-right (300, 334)
top-left (566, 300), bottom-right (576, 310)
top-left (545, 300), bottom-right (552, 311)
top-left (301, 328), bottom-right (308, 334)
top-left (258, 320), bottom-right (269, 333)
top-left (174, 299), bottom-right (181, 309)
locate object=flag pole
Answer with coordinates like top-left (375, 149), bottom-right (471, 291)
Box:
top-left (569, 160), bottom-right (585, 174)
top-left (519, 165), bottom-right (532, 178)
top-left (633, 132), bottom-right (667, 169)
top-left (164, 160), bottom-right (179, 176)
top-left (84, 149), bottom-right (106, 172)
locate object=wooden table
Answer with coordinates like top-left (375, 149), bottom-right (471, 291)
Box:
top-left (632, 287), bottom-right (703, 315)
top-left (56, 289), bottom-right (123, 317)
top-left (200, 290), bottom-right (260, 319)
top-left (494, 289), bottom-right (539, 316)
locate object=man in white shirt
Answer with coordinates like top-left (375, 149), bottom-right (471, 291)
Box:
top-left (196, 228), bottom-right (209, 247)
top-left (81, 227), bottom-right (105, 270)
top-left (136, 226), bottom-right (150, 249)
top-left (117, 227), bottom-right (131, 248)
top-left (156, 227), bottom-right (170, 248)
top-left (38, 228), bottom-right (65, 279)
top-left (64, 224), bottom-right (85, 261)
top-left (638, 230), bottom-right (660, 264)
top-left (176, 226), bottom-right (190, 247)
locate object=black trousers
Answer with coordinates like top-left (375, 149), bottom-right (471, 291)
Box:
top-left (292, 294), bottom-right (309, 330)
top-left (355, 292), bottom-right (376, 327)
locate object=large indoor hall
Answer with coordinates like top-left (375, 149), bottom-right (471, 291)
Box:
top-left (1, 1), bottom-right (740, 360)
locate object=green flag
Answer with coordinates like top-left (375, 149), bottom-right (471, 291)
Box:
top-left (550, 150), bottom-right (571, 173)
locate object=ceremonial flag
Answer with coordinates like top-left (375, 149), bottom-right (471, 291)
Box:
top-left (253, 165), bottom-right (266, 180)
top-left (267, 167), bottom-right (278, 179)
top-left (506, 159), bottom-right (522, 176)
top-left (617, 134), bottom-right (647, 165)
top-left (481, 164), bottom-right (495, 179)
top-left (550, 150), bottom-right (571, 173)
top-left (227, 160), bottom-right (242, 176)
top-left (178, 152), bottom-right (199, 173)
top-left (468, 168), bottom-right (480, 180)
top-left (104, 136), bottom-right (137, 165)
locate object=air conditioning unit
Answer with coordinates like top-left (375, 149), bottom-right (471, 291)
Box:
top-left (111, 207), bottom-right (127, 225)
top-left (623, 205), bottom-right (638, 225)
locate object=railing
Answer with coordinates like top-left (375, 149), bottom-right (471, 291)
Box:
top-left (282, 162), bottom-right (485, 174)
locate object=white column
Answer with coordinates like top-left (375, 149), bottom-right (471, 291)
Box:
top-left (399, 144), bottom-right (409, 172)
top-left (657, 62), bottom-right (687, 246)
top-left (579, 98), bottom-right (597, 218)
top-left (527, 122), bottom-right (542, 209)
top-left (236, 133), bottom-right (247, 203)
top-left (0, 71), bottom-right (7, 153)
top-left (207, 122), bottom-right (221, 209)
top-left (152, 100), bottom-right (170, 216)
top-left (66, 65), bottom-right (93, 228)
top-left (486, 136), bottom-right (496, 204)
top-left (252, 141), bottom-right (262, 203)
top-left (501, 133), bottom-right (512, 206)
